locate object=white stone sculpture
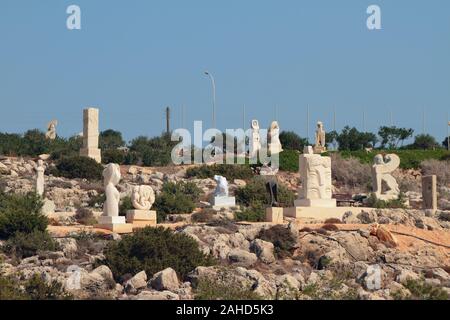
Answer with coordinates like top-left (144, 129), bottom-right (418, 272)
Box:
top-left (35, 160), bottom-right (45, 196)
top-left (314, 121), bottom-right (327, 154)
top-left (45, 120), bottom-right (58, 140)
top-left (268, 121), bottom-right (283, 154)
top-left (212, 175), bottom-right (235, 209)
top-left (249, 120), bottom-right (261, 158)
top-left (80, 108), bottom-right (101, 163)
top-left (214, 175), bottom-right (229, 197)
top-left (102, 163), bottom-right (121, 217)
top-left (96, 163), bottom-right (132, 233)
top-left (294, 146), bottom-right (336, 207)
top-left (131, 185), bottom-right (156, 210)
top-left (372, 154), bottom-right (400, 201)
top-left (127, 185), bottom-right (157, 228)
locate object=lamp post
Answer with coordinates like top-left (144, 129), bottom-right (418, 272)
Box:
top-left (204, 71), bottom-right (216, 129)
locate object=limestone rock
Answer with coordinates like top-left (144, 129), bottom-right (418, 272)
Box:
top-left (250, 239), bottom-right (276, 264)
top-left (126, 270), bottom-right (148, 291)
top-left (228, 249), bottom-right (257, 267)
top-left (151, 267), bottom-right (180, 291)
top-left (396, 270), bottom-right (420, 285)
top-left (131, 290), bottom-right (179, 300)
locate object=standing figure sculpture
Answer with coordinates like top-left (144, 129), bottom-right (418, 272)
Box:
top-left (371, 154), bottom-right (400, 201)
top-left (214, 175), bottom-right (229, 197)
top-left (35, 160), bottom-right (45, 196)
top-left (45, 120), bottom-right (58, 140)
top-left (131, 185), bottom-right (156, 210)
top-left (266, 180), bottom-right (279, 207)
top-left (102, 163), bottom-right (121, 217)
top-left (314, 121), bottom-right (327, 153)
top-left (268, 121), bottom-right (283, 154)
top-left (250, 120), bottom-right (261, 158)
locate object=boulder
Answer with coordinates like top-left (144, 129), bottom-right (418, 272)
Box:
top-left (357, 211), bottom-right (377, 224)
top-left (250, 239), bottom-right (275, 264)
top-left (396, 270), bottom-right (420, 285)
top-left (151, 267), bottom-right (180, 291)
top-left (131, 290), bottom-right (179, 300)
top-left (228, 249), bottom-right (257, 267)
top-left (126, 271), bottom-right (148, 291)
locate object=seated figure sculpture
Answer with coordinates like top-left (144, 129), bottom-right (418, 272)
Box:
top-left (371, 154), bottom-right (400, 201)
top-left (131, 185), bottom-right (156, 210)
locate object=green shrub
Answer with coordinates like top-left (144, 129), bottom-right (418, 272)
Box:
top-left (154, 181), bottom-right (202, 222)
top-left (186, 164), bottom-right (254, 181)
top-left (74, 207), bottom-right (97, 225)
top-left (279, 131), bottom-right (309, 151)
top-left (235, 205), bottom-right (265, 222)
top-left (88, 193), bottom-right (106, 208)
top-left (195, 278), bottom-right (262, 300)
top-left (0, 275), bottom-right (27, 300)
top-left (401, 279), bottom-right (449, 300)
top-left (235, 177), bottom-right (295, 209)
top-left (258, 225), bottom-right (297, 258)
top-left (279, 150), bottom-right (299, 172)
top-left (102, 149), bottom-right (126, 165)
top-left (53, 156), bottom-right (104, 180)
top-left (104, 227), bottom-right (214, 280)
top-left (119, 196), bottom-right (133, 216)
top-left (366, 193), bottom-right (407, 209)
top-left (24, 274), bottom-right (72, 300)
top-left (191, 209), bottom-right (217, 223)
top-left (3, 230), bottom-right (58, 258)
top-left (0, 193), bottom-right (47, 239)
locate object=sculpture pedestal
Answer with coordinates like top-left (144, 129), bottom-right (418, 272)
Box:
top-left (265, 207), bottom-right (284, 224)
top-left (269, 144), bottom-right (283, 154)
top-left (294, 199), bottom-right (337, 208)
top-left (80, 148), bottom-right (101, 163)
top-left (95, 216), bottom-right (133, 234)
top-left (212, 196), bottom-right (236, 210)
top-left (284, 206), bottom-right (362, 221)
top-left (126, 210), bottom-right (157, 229)
top-left (313, 146), bottom-right (327, 154)
top-left (374, 194), bottom-right (398, 202)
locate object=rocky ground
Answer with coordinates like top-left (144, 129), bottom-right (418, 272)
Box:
top-left (0, 156), bottom-right (449, 300)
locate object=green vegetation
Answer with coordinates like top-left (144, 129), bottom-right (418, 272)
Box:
top-left (50, 156), bottom-right (104, 180)
top-left (378, 126), bottom-right (414, 149)
top-left (396, 279), bottom-right (449, 300)
top-left (0, 193), bottom-right (47, 239)
top-left (194, 278), bottom-right (262, 300)
top-left (74, 207), bottom-right (97, 225)
top-left (335, 149), bottom-right (450, 169)
top-left (0, 274), bottom-right (71, 300)
top-left (328, 126), bottom-right (378, 151)
top-left (129, 133), bottom-right (178, 166)
top-left (3, 230), bottom-right (58, 258)
top-left (365, 193), bottom-right (407, 209)
top-left (186, 164), bottom-right (254, 181)
top-left (279, 149), bottom-right (300, 172)
top-left (154, 181), bottom-right (202, 222)
top-left (258, 225), bottom-right (297, 258)
top-left (119, 196), bottom-right (133, 216)
top-left (191, 209), bottom-right (217, 223)
top-left (279, 131), bottom-right (309, 151)
top-left (234, 177), bottom-right (294, 222)
top-left (104, 226), bottom-right (214, 280)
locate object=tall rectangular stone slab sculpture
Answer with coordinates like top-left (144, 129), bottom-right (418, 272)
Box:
top-left (80, 108), bottom-right (101, 163)
top-left (422, 175), bottom-right (437, 213)
top-left (294, 146), bottom-right (336, 208)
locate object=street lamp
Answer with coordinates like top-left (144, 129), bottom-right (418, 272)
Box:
top-left (204, 71), bottom-right (216, 129)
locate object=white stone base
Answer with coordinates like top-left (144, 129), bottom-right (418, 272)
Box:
top-left (284, 206), bottom-right (365, 221)
top-left (126, 210), bottom-right (157, 228)
top-left (95, 215), bottom-right (133, 233)
top-left (212, 196), bottom-right (236, 210)
top-left (294, 199), bottom-right (337, 208)
top-left (375, 194), bottom-right (399, 201)
top-left (266, 207), bottom-right (284, 224)
top-left (80, 148), bottom-right (101, 163)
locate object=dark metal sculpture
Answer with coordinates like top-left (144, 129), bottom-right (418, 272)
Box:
top-left (266, 180), bottom-right (279, 207)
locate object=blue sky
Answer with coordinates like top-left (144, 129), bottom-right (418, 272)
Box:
top-left (1, 0), bottom-right (449, 143)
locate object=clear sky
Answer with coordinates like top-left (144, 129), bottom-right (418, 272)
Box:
top-left (1, 0), bottom-right (449, 143)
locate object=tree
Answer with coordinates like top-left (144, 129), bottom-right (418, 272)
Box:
top-left (336, 126), bottom-right (377, 151)
top-left (443, 137), bottom-right (449, 149)
top-left (378, 126), bottom-right (414, 149)
top-left (279, 131), bottom-right (309, 151)
top-left (410, 134), bottom-right (440, 150)
top-left (99, 129), bottom-right (125, 150)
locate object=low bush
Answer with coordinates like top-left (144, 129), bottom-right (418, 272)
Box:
top-left (0, 193), bottom-right (47, 239)
top-left (194, 278), bottom-right (262, 300)
top-left (104, 227), bottom-right (214, 280)
top-left (366, 193), bottom-right (407, 209)
top-left (258, 225), bottom-right (297, 258)
top-left (191, 209), bottom-right (217, 223)
top-left (74, 208), bottom-right (97, 225)
top-left (0, 274), bottom-right (71, 300)
top-left (102, 149), bottom-right (126, 165)
top-left (399, 279), bottom-right (449, 300)
top-left (154, 181), bottom-right (202, 222)
top-left (52, 156), bottom-right (104, 180)
top-left (331, 153), bottom-right (371, 193)
top-left (279, 150), bottom-right (300, 172)
top-left (421, 159), bottom-right (450, 187)
top-left (235, 205), bottom-right (265, 222)
top-left (119, 196), bottom-right (133, 216)
top-left (3, 230), bottom-right (58, 258)
top-left (186, 164), bottom-right (254, 181)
